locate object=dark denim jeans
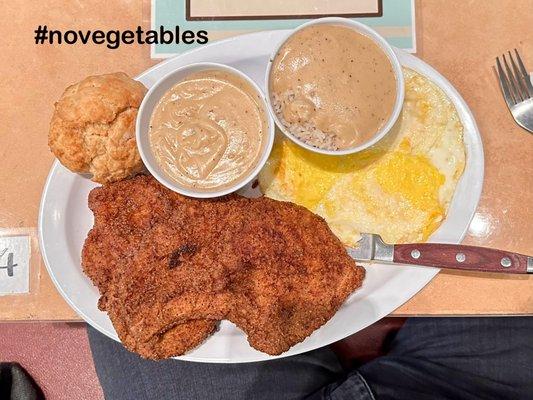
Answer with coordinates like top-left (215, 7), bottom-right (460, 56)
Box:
top-left (88, 317), bottom-right (533, 400)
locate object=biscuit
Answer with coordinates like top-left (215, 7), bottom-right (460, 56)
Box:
top-left (49, 72), bottom-right (147, 183)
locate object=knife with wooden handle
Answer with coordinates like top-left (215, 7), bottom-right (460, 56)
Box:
top-left (347, 233), bottom-right (533, 274)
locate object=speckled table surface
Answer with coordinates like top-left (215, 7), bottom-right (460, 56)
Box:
top-left (0, 0), bottom-right (531, 321)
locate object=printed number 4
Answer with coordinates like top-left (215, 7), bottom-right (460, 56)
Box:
top-left (0, 253), bottom-right (17, 277)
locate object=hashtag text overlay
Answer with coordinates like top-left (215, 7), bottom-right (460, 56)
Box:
top-left (34, 25), bottom-right (209, 49)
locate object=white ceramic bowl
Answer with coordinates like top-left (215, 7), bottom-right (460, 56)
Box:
top-left (265, 17), bottom-right (405, 156)
top-left (136, 62), bottom-right (275, 198)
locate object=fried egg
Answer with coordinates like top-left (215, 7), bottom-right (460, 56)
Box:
top-left (259, 68), bottom-right (466, 246)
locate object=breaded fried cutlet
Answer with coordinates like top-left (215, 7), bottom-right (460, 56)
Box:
top-left (82, 175), bottom-right (365, 359)
top-left (225, 197), bottom-right (365, 355)
top-left (82, 176), bottom-right (217, 357)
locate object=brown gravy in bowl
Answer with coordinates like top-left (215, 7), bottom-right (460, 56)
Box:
top-left (149, 70), bottom-right (268, 191)
top-left (270, 24), bottom-right (397, 150)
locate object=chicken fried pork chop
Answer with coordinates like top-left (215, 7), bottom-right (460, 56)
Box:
top-left (82, 176), bottom-right (217, 358)
top-left (82, 175), bottom-right (365, 359)
top-left (225, 197), bottom-right (365, 355)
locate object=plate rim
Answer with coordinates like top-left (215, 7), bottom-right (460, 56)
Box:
top-left (38, 29), bottom-right (484, 363)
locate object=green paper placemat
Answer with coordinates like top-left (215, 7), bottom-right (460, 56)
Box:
top-left (151, 0), bottom-right (416, 58)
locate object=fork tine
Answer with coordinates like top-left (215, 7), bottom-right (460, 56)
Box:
top-left (496, 56), bottom-right (516, 107)
top-left (509, 51), bottom-right (530, 100)
top-left (514, 49), bottom-right (533, 98)
top-left (503, 53), bottom-right (523, 102)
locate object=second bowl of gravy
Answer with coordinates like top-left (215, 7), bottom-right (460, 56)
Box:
top-left (266, 17), bottom-right (404, 155)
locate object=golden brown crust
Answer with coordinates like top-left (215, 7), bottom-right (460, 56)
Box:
top-left (225, 197), bottom-right (366, 354)
top-left (82, 176), bottom-right (217, 359)
top-left (118, 318), bottom-right (217, 360)
top-left (82, 175), bottom-right (365, 359)
top-left (49, 72), bottom-right (147, 183)
top-left (137, 321), bottom-right (216, 359)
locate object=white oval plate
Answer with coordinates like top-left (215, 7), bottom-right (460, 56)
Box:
top-left (39, 30), bottom-right (484, 363)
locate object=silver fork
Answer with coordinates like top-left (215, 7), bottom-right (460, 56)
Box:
top-left (495, 49), bottom-right (533, 133)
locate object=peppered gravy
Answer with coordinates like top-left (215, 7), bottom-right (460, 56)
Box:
top-left (270, 24), bottom-right (397, 150)
top-left (149, 70), bottom-right (268, 191)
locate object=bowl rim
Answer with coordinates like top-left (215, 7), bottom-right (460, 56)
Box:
top-left (136, 61), bottom-right (275, 198)
top-left (265, 17), bottom-right (405, 156)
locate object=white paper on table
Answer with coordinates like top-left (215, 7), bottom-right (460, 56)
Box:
top-left (0, 235), bottom-right (30, 295)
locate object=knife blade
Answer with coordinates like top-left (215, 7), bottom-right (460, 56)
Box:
top-left (348, 233), bottom-right (533, 274)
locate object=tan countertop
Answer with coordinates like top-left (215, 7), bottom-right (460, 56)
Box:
top-left (0, 0), bottom-right (532, 321)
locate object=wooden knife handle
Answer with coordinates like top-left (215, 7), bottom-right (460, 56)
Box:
top-left (393, 243), bottom-right (532, 274)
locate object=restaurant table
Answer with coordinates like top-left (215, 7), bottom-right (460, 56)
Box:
top-left (0, 0), bottom-right (532, 322)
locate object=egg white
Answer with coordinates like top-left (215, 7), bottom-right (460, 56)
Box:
top-left (259, 68), bottom-right (466, 246)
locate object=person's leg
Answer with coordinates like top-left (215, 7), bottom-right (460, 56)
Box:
top-left (87, 326), bottom-right (344, 400)
top-left (316, 317), bottom-right (532, 400)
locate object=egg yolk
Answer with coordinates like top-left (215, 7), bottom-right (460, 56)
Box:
top-left (375, 151), bottom-right (444, 211)
top-left (276, 139), bottom-right (383, 210)
top-left (375, 151), bottom-right (445, 239)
